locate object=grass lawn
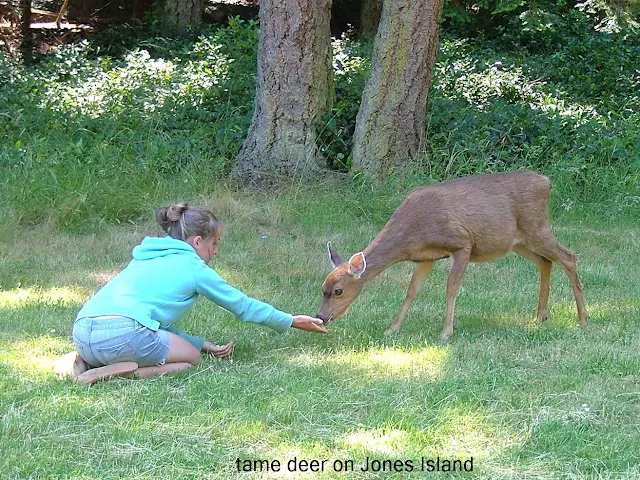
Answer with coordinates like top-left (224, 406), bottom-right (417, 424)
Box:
top-left (1, 186), bottom-right (639, 479)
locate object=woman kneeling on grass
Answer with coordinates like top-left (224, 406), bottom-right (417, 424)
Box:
top-left (70, 203), bottom-right (327, 385)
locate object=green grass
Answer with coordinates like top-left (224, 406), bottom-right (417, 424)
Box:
top-left (0, 13), bottom-right (638, 479)
top-left (1, 186), bottom-right (639, 479)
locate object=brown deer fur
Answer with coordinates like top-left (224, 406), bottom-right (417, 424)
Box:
top-left (317, 170), bottom-right (588, 339)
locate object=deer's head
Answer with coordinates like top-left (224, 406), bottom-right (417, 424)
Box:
top-left (317, 242), bottom-right (367, 325)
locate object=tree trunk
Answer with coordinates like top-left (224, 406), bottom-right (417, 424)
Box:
top-left (164, 0), bottom-right (204, 26)
top-left (350, 0), bottom-right (444, 175)
top-left (359, 0), bottom-right (382, 38)
top-left (19, 0), bottom-right (32, 64)
top-left (231, 0), bottom-right (334, 187)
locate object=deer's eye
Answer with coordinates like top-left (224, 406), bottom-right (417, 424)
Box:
top-left (334, 289), bottom-right (343, 296)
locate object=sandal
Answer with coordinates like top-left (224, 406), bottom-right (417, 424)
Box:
top-left (73, 361), bottom-right (139, 385)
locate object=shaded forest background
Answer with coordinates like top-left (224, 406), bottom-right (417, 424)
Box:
top-left (0, 0), bottom-right (638, 230)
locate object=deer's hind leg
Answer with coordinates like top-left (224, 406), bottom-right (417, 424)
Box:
top-left (385, 260), bottom-right (435, 335)
top-left (441, 250), bottom-right (471, 340)
top-left (513, 245), bottom-right (552, 324)
top-left (525, 229), bottom-right (588, 326)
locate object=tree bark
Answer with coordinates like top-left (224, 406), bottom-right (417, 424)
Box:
top-left (231, 0), bottom-right (334, 187)
top-left (351, 0), bottom-right (444, 176)
top-left (164, 0), bottom-right (204, 26)
top-left (19, 0), bottom-right (32, 64)
top-left (359, 0), bottom-right (382, 38)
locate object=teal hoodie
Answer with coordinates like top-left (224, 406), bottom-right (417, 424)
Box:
top-left (76, 237), bottom-right (293, 345)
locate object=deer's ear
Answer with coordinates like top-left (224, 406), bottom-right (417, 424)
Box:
top-left (327, 241), bottom-right (345, 268)
top-left (348, 252), bottom-right (366, 278)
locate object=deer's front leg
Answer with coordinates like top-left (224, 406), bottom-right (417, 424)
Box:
top-left (441, 250), bottom-right (470, 340)
top-left (385, 260), bottom-right (435, 335)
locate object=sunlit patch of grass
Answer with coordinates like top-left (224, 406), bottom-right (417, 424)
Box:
top-left (545, 296), bottom-right (638, 329)
top-left (0, 336), bottom-right (74, 380)
top-left (335, 413), bottom-right (525, 476)
top-left (422, 409), bottom-right (523, 459)
top-left (0, 286), bottom-right (88, 310)
top-left (292, 345), bottom-right (449, 382)
top-left (343, 428), bottom-right (410, 455)
top-left (569, 298), bottom-right (640, 323)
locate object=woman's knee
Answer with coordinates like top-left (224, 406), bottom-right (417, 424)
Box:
top-left (188, 353), bottom-right (201, 366)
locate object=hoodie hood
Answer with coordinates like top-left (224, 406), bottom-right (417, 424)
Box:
top-left (132, 236), bottom-right (197, 261)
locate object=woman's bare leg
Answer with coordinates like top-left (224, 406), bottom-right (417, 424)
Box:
top-left (130, 332), bottom-right (202, 378)
top-left (134, 362), bottom-right (194, 378)
top-left (73, 362), bottom-right (139, 385)
top-left (163, 331), bottom-right (202, 365)
top-left (72, 353), bottom-right (90, 376)
top-left (74, 332), bottom-right (202, 384)
top-left (128, 333), bottom-right (201, 379)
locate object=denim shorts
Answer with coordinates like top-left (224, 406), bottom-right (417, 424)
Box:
top-left (73, 316), bottom-right (170, 368)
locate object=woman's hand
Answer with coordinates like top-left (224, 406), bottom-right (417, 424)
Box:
top-left (291, 315), bottom-right (328, 334)
top-left (202, 341), bottom-right (234, 358)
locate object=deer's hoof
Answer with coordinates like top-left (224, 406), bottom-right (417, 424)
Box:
top-left (439, 330), bottom-right (452, 341)
top-left (384, 327), bottom-right (400, 336)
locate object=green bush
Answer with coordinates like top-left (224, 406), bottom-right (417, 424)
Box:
top-left (0, 19), bottom-right (259, 231)
top-left (316, 35), bottom-right (371, 171)
top-left (1, 12), bottom-right (638, 231)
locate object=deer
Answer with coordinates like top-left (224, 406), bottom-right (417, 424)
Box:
top-left (317, 170), bottom-right (588, 339)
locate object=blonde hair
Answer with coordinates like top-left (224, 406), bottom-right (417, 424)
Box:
top-left (156, 203), bottom-right (221, 240)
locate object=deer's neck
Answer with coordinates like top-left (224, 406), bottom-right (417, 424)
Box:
top-left (361, 227), bottom-right (410, 281)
